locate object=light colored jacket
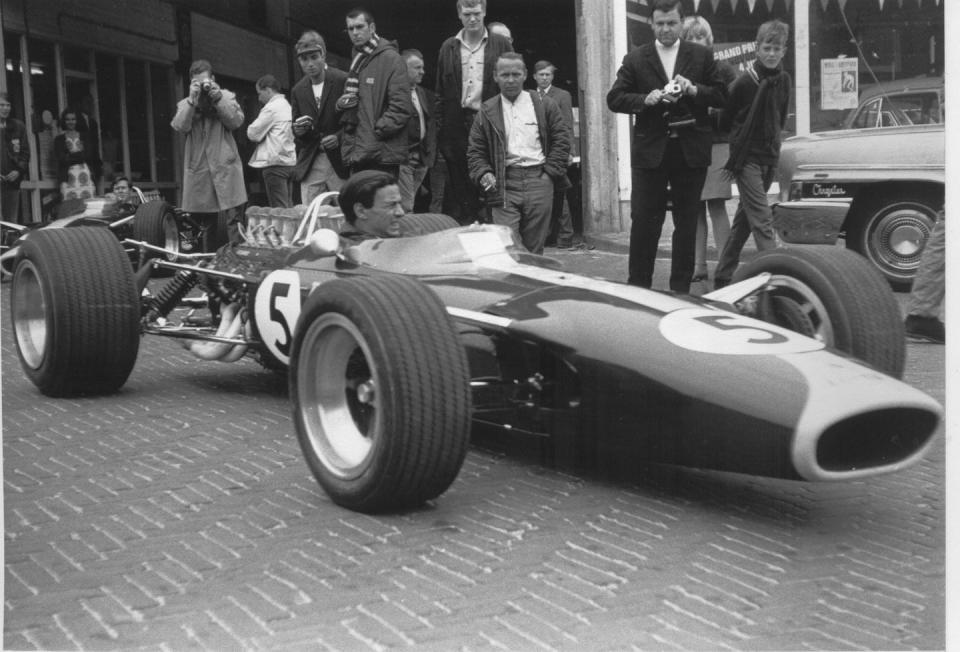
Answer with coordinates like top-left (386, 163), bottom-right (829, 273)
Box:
top-left (171, 88), bottom-right (247, 212)
top-left (247, 93), bottom-right (296, 168)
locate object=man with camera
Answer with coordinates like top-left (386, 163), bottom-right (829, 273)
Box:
top-left (606, 0), bottom-right (726, 294)
top-left (171, 59), bottom-right (247, 250)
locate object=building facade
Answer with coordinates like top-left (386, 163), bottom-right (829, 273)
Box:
top-left (1, 0), bottom-right (943, 232)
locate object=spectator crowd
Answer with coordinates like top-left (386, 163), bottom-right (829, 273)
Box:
top-left (0, 0), bottom-right (944, 341)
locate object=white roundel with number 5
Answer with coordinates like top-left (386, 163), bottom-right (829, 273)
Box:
top-left (255, 270), bottom-right (303, 366)
top-left (659, 308), bottom-right (824, 355)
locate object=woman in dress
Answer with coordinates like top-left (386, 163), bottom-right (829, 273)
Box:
top-left (54, 107), bottom-right (100, 200)
top-left (681, 17), bottom-right (737, 285)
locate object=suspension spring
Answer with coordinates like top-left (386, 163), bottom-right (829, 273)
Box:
top-left (144, 269), bottom-right (199, 322)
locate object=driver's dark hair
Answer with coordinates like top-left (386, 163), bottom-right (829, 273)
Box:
top-left (339, 170), bottom-right (397, 224)
top-left (650, 0), bottom-right (684, 18)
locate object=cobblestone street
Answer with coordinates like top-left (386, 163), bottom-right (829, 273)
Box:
top-left (2, 261), bottom-right (946, 650)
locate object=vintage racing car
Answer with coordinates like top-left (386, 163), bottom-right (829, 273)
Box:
top-left (8, 196), bottom-right (942, 513)
top-left (1, 192), bottom-right (222, 278)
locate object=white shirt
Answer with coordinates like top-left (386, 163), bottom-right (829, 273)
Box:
top-left (246, 93), bottom-right (296, 168)
top-left (500, 91), bottom-right (544, 168)
top-left (655, 39), bottom-right (680, 80)
top-left (457, 29), bottom-right (487, 111)
top-left (312, 82), bottom-right (325, 110)
top-left (411, 88), bottom-right (426, 142)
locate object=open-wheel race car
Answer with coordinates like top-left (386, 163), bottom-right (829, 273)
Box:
top-left (1, 190), bottom-right (227, 279)
top-left (7, 193), bottom-right (942, 514)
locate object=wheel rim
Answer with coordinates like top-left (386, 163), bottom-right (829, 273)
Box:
top-left (162, 214), bottom-right (180, 261)
top-left (757, 275), bottom-right (836, 346)
top-left (863, 204), bottom-right (934, 281)
top-left (12, 260), bottom-right (48, 369)
top-left (297, 313), bottom-right (380, 479)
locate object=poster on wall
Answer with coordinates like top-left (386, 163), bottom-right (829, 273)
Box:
top-left (820, 57), bottom-right (859, 110)
top-left (713, 42), bottom-right (758, 73)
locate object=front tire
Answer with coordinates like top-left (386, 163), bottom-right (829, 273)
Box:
top-left (10, 227), bottom-right (141, 396)
top-left (846, 192), bottom-right (940, 291)
top-left (290, 275), bottom-right (471, 512)
top-left (734, 245), bottom-right (905, 378)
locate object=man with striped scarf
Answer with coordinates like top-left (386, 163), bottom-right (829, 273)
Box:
top-left (337, 8), bottom-right (412, 178)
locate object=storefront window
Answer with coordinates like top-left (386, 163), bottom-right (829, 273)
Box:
top-left (150, 63), bottom-right (175, 183)
top-left (26, 38), bottom-right (58, 183)
top-left (124, 59), bottom-right (151, 184)
top-left (96, 54), bottom-right (123, 183)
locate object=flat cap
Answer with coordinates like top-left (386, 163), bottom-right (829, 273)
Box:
top-left (295, 33), bottom-right (325, 56)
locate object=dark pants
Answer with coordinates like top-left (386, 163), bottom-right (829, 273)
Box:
top-left (442, 111), bottom-right (483, 225)
top-left (261, 165), bottom-right (295, 208)
top-left (349, 162), bottom-right (400, 180)
top-left (628, 140), bottom-right (707, 293)
top-left (1, 187), bottom-right (23, 224)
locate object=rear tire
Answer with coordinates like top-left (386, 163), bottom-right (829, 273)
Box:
top-left (10, 227), bottom-right (141, 396)
top-left (846, 191), bottom-right (940, 291)
top-left (133, 200), bottom-right (181, 268)
top-left (290, 275), bottom-right (471, 512)
top-left (399, 213), bottom-right (460, 236)
top-left (734, 245), bottom-right (905, 378)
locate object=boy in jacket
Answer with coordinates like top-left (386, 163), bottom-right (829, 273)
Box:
top-left (713, 20), bottom-right (792, 288)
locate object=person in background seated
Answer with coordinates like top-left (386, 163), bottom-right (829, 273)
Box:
top-left (109, 175), bottom-right (134, 203)
top-left (337, 170), bottom-right (405, 243)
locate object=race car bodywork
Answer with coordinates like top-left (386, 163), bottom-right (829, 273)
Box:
top-left (1, 196), bottom-right (210, 278)
top-left (8, 205), bottom-right (942, 513)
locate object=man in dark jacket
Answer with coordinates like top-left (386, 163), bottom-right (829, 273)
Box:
top-left (397, 49), bottom-right (437, 212)
top-left (467, 53), bottom-right (570, 255)
top-left (338, 8), bottom-right (412, 178)
top-left (606, 0), bottom-right (726, 293)
top-left (435, 0), bottom-right (513, 224)
top-left (1, 92), bottom-right (31, 223)
top-left (290, 31), bottom-right (349, 206)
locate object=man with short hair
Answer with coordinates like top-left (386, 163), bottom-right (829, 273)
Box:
top-left (467, 53), bottom-right (570, 254)
top-left (435, 0), bottom-right (513, 224)
top-left (290, 31), bottom-right (349, 206)
top-left (338, 8), bottom-right (412, 178)
top-left (607, 0), bottom-right (726, 293)
top-left (397, 49), bottom-right (437, 212)
top-left (171, 59), bottom-right (247, 249)
top-left (533, 59), bottom-right (577, 248)
top-left (1, 92), bottom-right (30, 224)
top-left (337, 169), bottom-right (405, 242)
top-left (247, 74), bottom-right (297, 208)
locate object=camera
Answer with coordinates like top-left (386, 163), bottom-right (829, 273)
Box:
top-left (662, 80), bottom-right (682, 96)
top-left (200, 81), bottom-right (213, 94)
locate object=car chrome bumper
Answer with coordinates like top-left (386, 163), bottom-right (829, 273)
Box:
top-left (772, 200), bottom-right (850, 244)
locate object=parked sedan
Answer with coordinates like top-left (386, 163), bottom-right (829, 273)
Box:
top-left (772, 122), bottom-right (943, 290)
top-left (842, 76), bottom-right (943, 130)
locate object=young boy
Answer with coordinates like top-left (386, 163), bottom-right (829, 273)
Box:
top-left (712, 20), bottom-right (791, 289)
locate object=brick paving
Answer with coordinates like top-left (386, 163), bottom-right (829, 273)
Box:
top-left (1, 260), bottom-right (946, 651)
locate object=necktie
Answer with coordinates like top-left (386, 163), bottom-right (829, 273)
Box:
top-left (539, 89), bottom-right (545, 99)
top-left (411, 88), bottom-right (425, 141)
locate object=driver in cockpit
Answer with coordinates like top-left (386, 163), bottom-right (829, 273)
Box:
top-left (337, 170), bottom-right (405, 243)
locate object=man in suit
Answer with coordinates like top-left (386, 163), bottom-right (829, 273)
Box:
top-left (435, 0), bottom-right (513, 224)
top-left (397, 49), bottom-right (437, 212)
top-left (290, 31), bottom-right (348, 206)
top-left (533, 60), bottom-right (577, 248)
top-left (607, 0), bottom-right (726, 293)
